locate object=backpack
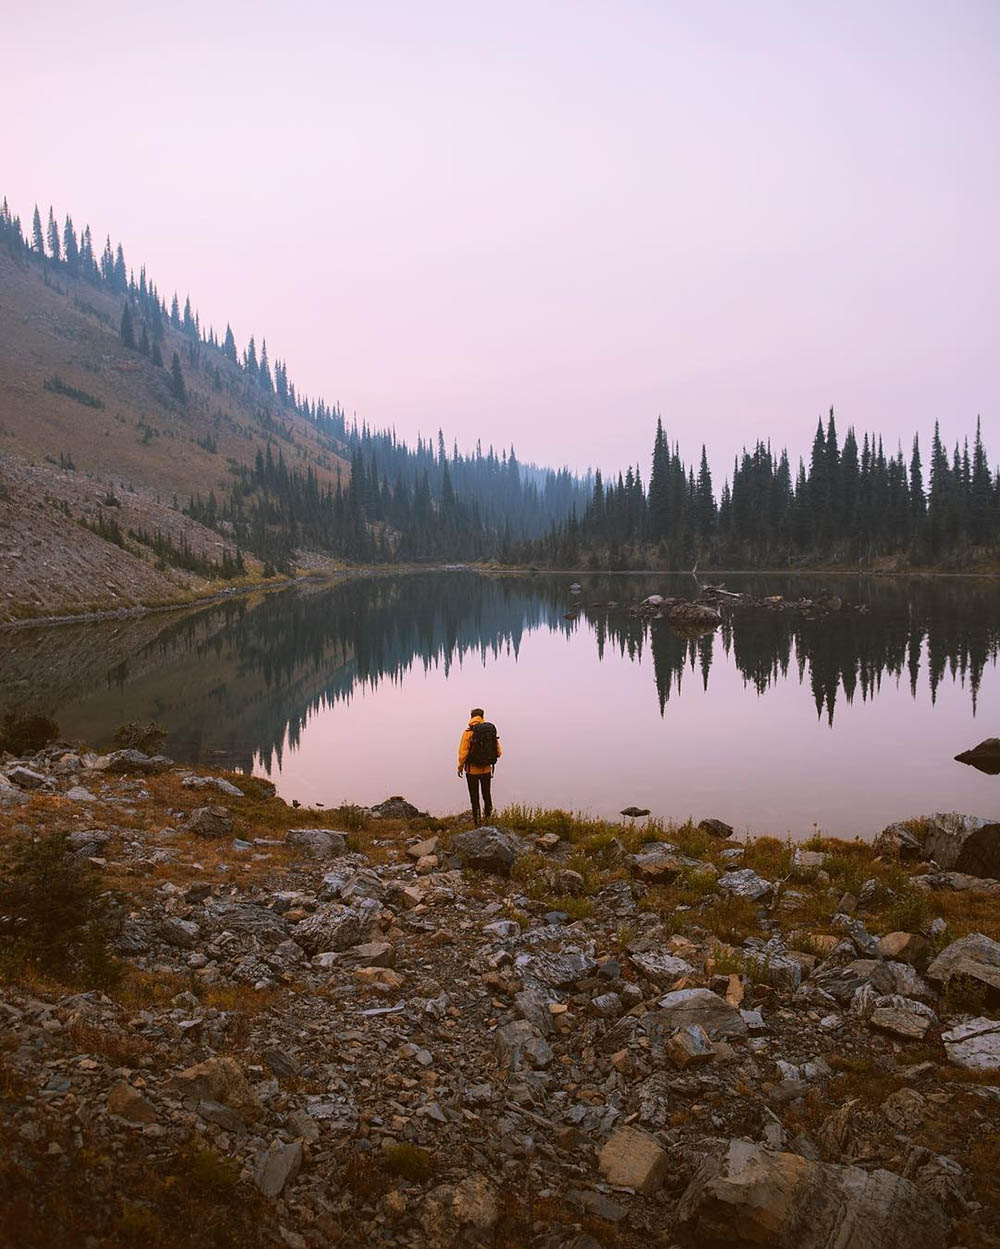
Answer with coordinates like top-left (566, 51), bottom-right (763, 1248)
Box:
top-left (466, 721), bottom-right (499, 768)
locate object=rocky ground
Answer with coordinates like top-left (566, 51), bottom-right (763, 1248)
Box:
top-left (1, 748), bottom-right (999, 1248)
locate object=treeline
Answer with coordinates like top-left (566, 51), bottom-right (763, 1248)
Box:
top-left (524, 412), bottom-right (999, 569)
top-left (1, 195), bottom-right (591, 563)
top-left (5, 194), bottom-right (997, 571)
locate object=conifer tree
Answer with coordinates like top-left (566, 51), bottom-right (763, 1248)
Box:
top-left (170, 352), bottom-right (187, 402)
top-left (223, 324), bottom-right (237, 363)
top-left (170, 293), bottom-right (180, 327)
top-left (119, 302), bottom-right (136, 349)
top-left (31, 204), bottom-right (44, 255)
top-left (62, 215), bottom-right (79, 275)
top-left (46, 207), bottom-right (60, 262)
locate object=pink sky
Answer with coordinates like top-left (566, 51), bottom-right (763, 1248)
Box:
top-left (5, 1), bottom-right (998, 478)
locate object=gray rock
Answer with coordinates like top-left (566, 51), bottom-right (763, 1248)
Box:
top-left (495, 1020), bottom-right (554, 1069)
top-left (450, 826), bottom-right (519, 876)
top-left (159, 917), bottom-right (201, 949)
top-left (182, 775), bottom-right (244, 797)
top-left (590, 992), bottom-right (623, 1018)
top-left (98, 749), bottom-right (172, 775)
top-left (516, 948), bottom-right (597, 988)
top-left (926, 933), bottom-right (1000, 998)
top-left (198, 1099), bottom-right (246, 1132)
top-left (632, 843), bottom-right (704, 882)
top-left (187, 805), bottom-right (234, 839)
top-left (870, 1001), bottom-right (935, 1041)
top-left (370, 796), bottom-right (420, 819)
top-left (514, 986), bottom-right (556, 1036)
top-left (699, 818), bottom-right (734, 839)
top-left (285, 828), bottom-right (347, 857)
top-left (636, 1072), bottom-right (672, 1127)
top-left (292, 898), bottom-right (380, 954)
top-left (941, 1017), bottom-right (1000, 1071)
top-left (629, 950), bottom-right (696, 985)
top-left (645, 988), bottom-right (747, 1040)
top-left (64, 785), bottom-right (96, 802)
top-left (922, 812), bottom-right (1000, 878)
top-left (813, 958), bottom-right (895, 1003)
top-left (253, 1140), bottom-right (302, 1198)
top-left (676, 1139), bottom-right (949, 1249)
top-left (718, 868), bottom-right (773, 902)
top-left (201, 900), bottom-right (289, 945)
top-left (303, 1095), bottom-right (358, 1131)
top-left (7, 766), bottom-right (46, 789)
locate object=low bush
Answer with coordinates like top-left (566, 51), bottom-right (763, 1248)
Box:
top-left (0, 711), bottom-right (59, 755)
top-left (113, 719), bottom-right (167, 754)
top-left (0, 831), bottom-right (121, 985)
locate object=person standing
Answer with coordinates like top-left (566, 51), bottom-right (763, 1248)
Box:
top-left (457, 707), bottom-right (501, 825)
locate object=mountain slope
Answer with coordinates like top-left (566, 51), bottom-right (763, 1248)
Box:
top-left (0, 245), bottom-right (354, 621)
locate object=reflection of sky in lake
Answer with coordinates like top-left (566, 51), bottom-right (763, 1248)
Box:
top-left (256, 607), bottom-right (1000, 838)
top-left (7, 571), bottom-right (997, 838)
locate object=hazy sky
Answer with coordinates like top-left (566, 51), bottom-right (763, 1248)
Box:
top-left (6, 0), bottom-right (998, 478)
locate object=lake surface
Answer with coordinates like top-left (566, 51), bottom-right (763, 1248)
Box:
top-left (4, 571), bottom-right (999, 838)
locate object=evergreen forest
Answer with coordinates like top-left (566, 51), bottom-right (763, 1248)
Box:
top-left (3, 196), bottom-right (997, 573)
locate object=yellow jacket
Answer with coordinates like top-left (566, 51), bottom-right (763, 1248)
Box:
top-left (458, 715), bottom-right (502, 775)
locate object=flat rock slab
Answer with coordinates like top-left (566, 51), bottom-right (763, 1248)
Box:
top-left (646, 988), bottom-right (747, 1040)
top-left (629, 950), bottom-right (696, 985)
top-left (942, 1017), bottom-right (1000, 1070)
top-left (254, 1140), bottom-right (302, 1198)
top-left (718, 869), bottom-right (773, 902)
top-left (285, 828), bottom-right (348, 857)
top-left (598, 1125), bottom-right (670, 1195)
top-left (187, 805), bottom-right (234, 838)
top-left (676, 1139), bottom-right (949, 1249)
top-left (926, 933), bottom-right (1000, 999)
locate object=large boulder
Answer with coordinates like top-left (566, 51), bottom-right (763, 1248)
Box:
top-left (718, 869), bottom-right (773, 902)
top-left (941, 1017), bottom-right (1000, 1071)
top-left (633, 843), bottom-right (693, 882)
top-left (676, 1139), bottom-right (948, 1249)
top-left (450, 826), bottom-right (519, 876)
top-left (292, 899), bottom-right (380, 954)
top-left (285, 828), bottom-right (347, 857)
top-left (921, 813), bottom-right (1000, 879)
top-left (371, 796), bottom-right (421, 819)
top-left (186, 805), bottom-right (234, 839)
top-left (668, 602), bottom-right (722, 632)
top-left (644, 988), bottom-right (747, 1040)
top-left (97, 749), bottom-right (173, 774)
top-left (877, 813), bottom-right (1000, 878)
top-left (926, 933), bottom-right (1000, 999)
top-left (201, 900), bottom-right (289, 946)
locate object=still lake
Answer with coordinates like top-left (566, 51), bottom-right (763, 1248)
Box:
top-left (4, 571), bottom-right (999, 838)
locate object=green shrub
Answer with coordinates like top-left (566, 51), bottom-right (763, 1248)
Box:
top-left (0, 711), bottom-right (59, 755)
top-left (0, 832), bottom-right (121, 984)
top-left (334, 803), bottom-right (371, 832)
top-left (113, 719), bottom-right (167, 754)
top-left (382, 1143), bottom-right (434, 1182)
top-left (884, 890), bottom-right (928, 933)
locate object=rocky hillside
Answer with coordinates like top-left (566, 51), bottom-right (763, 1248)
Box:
top-left (0, 247), bottom-right (348, 621)
top-left (1, 748), bottom-right (999, 1248)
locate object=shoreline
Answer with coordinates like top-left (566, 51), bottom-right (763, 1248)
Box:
top-left (4, 559), bottom-right (998, 633)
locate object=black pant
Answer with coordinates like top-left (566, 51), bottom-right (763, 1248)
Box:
top-left (466, 772), bottom-right (493, 824)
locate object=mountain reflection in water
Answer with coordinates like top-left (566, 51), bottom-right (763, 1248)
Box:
top-left (4, 572), bottom-right (999, 835)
